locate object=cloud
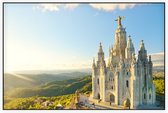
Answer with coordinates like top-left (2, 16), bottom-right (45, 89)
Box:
top-left (34, 3), bottom-right (136, 12)
top-left (64, 4), bottom-right (79, 10)
top-left (35, 4), bottom-right (79, 12)
top-left (89, 4), bottom-right (136, 12)
top-left (36, 4), bottom-right (61, 12)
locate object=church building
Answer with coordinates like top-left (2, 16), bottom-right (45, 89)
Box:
top-left (91, 16), bottom-right (156, 109)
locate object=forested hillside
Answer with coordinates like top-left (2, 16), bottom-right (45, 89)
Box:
top-left (4, 72), bottom-right (89, 92)
top-left (4, 94), bottom-right (75, 109)
top-left (153, 71), bottom-right (165, 107)
top-left (4, 70), bottom-right (165, 109)
top-left (5, 75), bottom-right (92, 98)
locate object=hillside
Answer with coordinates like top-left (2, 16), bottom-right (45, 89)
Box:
top-left (4, 72), bottom-right (89, 92)
top-left (4, 75), bottom-right (92, 109)
top-left (6, 75), bottom-right (92, 98)
top-left (4, 71), bottom-right (165, 109)
top-left (5, 70), bottom-right (164, 98)
top-left (4, 94), bottom-right (75, 110)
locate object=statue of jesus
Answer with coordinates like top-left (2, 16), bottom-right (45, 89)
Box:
top-left (115, 16), bottom-right (124, 27)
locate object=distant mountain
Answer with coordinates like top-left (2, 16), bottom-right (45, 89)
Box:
top-left (6, 75), bottom-right (92, 98)
top-left (13, 69), bottom-right (92, 75)
top-left (150, 52), bottom-right (164, 72)
top-left (4, 72), bottom-right (89, 92)
top-left (4, 73), bottom-right (38, 92)
top-left (150, 52), bottom-right (164, 67)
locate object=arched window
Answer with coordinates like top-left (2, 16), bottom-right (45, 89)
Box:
top-left (149, 94), bottom-right (151, 99)
top-left (127, 72), bottom-right (128, 75)
top-left (126, 80), bottom-right (129, 87)
top-left (112, 86), bottom-right (113, 90)
top-left (97, 78), bottom-right (99, 85)
top-left (110, 94), bottom-right (115, 103)
top-left (144, 94), bottom-right (146, 99)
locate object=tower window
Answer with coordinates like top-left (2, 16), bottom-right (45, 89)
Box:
top-left (149, 94), bottom-right (151, 99)
top-left (126, 80), bottom-right (129, 87)
top-left (127, 72), bottom-right (128, 75)
top-left (112, 86), bottom-right (113, 90)
top-left (144, 94), bottom-right (146, 99)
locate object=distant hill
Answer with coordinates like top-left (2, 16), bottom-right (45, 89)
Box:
top-left (150, 52), bottom-right (164, 68)
top-left (12, 69), bottom-right (92, 75)
top-left (5, 75), bottom-right (92, 98)
top-left (153, 66), bottom-right (164, 72)
top-left (4, 73), bottom-right (38, 92)
top-left (4, 72), bottom-right (89, 92)
top-left (148, 52), bottom-right (164, 72)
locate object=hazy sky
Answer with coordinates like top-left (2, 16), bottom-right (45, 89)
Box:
top-left (4, 3), bottom-right (164, 72)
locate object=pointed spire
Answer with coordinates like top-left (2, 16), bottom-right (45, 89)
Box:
top-left (149, 55), bottom-right (151, 62)
top-left (149, 55), bottom-right (151, 60)
top-left (126, 35), bottom-right (134, 51)
top-left (125, 35), bottom-right (135, 59)
top-left (128, 35), bottom-right (131, 41)
top-left (109, 46), bottom-right (111, 53)
top-left (97, 42), bottom-right (105, 62)
top-left (127, 36), bottom-right (131, 48)
top-left (148, 55), bottom-right (152, 64)
top-left (140, 40), bottom-right (145, 50)
top-left (98, 42), bottom-right (103, 53)
top-left (92, 57), bottom-right (96, 67)
top-left (138, 40), bottom-right (147, 62)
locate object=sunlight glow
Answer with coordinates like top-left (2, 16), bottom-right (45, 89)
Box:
top-left (8, 72), bottom-right (35, 82)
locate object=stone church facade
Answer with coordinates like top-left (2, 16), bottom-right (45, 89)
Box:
top-left (91, 16), bottom-right (156, 109)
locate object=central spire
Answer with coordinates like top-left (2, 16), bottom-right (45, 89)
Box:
top-left (115, 16), bottom-right (124, 28)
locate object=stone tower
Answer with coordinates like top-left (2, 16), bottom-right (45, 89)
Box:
top-left (91, 16), bottom-right (156, 109)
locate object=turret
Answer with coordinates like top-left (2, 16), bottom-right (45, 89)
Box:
top-left (148, 55), bottom-right (153, 80)
top-left (108, 46), bottom-right (114, 67)
top-left (149, 55), bottom-right (152, 64)
top-left (92, 58), bottom-right (96, 68)
top-left (98, 43), bottom-right (104, 61)
top-left (92, 58), bottom-right (97, 99)
top-left (138, 40), bottom-right (147, 62)
top-left (97, 43), bottom-right (106, 68)
top-left (140, 40), bottom-right (145, 51)
top-left (125, 35), bottom-right (135, 59)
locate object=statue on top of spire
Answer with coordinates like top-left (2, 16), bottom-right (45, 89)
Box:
top-left (115, 16), bottom-right (124, 27)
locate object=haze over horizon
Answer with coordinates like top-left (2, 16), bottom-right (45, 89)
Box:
top-left (4, 3), bottom-right (164, 72)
